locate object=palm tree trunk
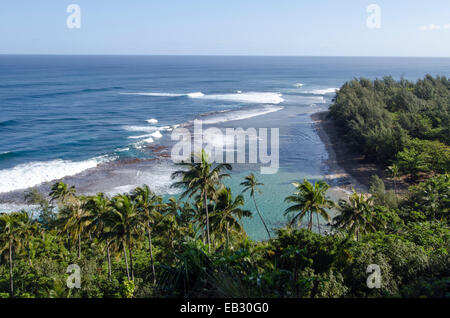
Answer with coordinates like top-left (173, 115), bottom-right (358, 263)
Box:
top-left (148, 229), bottom-right (156, 285)
top-left (316, 214), bottom-right (321, 234)
top-left (129, 246), bottom-right (134, 282)
top-left (9, 239), bottom-right (13, 297)
top-left (309, 211), bottom-right (313, 231)
top-left (226, 222), bottom-right (230, 250)
top-left (123, 245), bottom-right (130, 281)
top-left (204, 191), bottom-right (211, 253)
top-left (253, 196), bottom-right (271, 239)
top-left (78, 232), bottom-right (81, 259)
top-left (107, 241), bottom-right (112, 281)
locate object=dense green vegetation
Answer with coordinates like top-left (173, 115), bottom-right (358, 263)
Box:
top-left (329, 75), bottom-right (450, 180)
top-left (0, 149), bottom-right (448, 298)
top-left (1, 75), bottom-right (450, 297)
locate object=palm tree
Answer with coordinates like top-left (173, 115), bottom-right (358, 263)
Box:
top-left (110, 194), bottom-right (141, 281)
top-left (84, 193), bottom-right (113, 280)
top-left (332, 191), bottom-right (376, 241)
top-left (57, 195), bottom-right (90, 259)
top-left (211, 187), bottom-right (252, 248)
top-left (132, 185), bottom-right (164, 285)
top-left (240, 173), bottom-right (271, 239)
top-left (50, 182), bottom-right (77, 206)
top-left (171, 150), bottom-right (231, 252)
top-left (179, 200), bottom-right (211, 242)
top-left (0, 212), bottom-right (26, 297)
top-left (166, 197), bottom-right (191, 226)
top-left (284, 179), bottom-right (334, 232)
top-left (20, 212), bottom-right (40, 268)
top-left (50, 182), bottom-right (78, 250)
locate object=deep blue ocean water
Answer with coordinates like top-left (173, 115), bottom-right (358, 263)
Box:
top-left (1, 55), bottom-right (449, 239)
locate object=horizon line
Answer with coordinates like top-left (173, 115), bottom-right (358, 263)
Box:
top-left (1, 53), bottom-right (450, 59)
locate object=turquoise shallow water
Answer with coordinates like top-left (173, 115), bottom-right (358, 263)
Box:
top-left (1, 56), bottom-right (449, 239)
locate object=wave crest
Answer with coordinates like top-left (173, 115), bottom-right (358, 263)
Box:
top-left (121, 91), bottom-right (284, 104)
top-left (303, 88), bottom-right (339, 95)
top-left (196, 105), bottom-right (284, 125)
top-left (0, 156), bottom-right (114, 194)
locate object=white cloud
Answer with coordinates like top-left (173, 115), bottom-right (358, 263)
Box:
top-left (444, 24), bottom-right (450, 29)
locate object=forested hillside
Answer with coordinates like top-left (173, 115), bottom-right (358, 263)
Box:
top-left (329, 75), bottom-right (450, 180)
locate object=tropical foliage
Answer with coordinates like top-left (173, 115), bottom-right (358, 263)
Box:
top-left (1, 73), bottom-right (450, 298)
top-left (0, 168), bottom-right (448, 298)
top-left (329, 75), bottom-right (450, 179)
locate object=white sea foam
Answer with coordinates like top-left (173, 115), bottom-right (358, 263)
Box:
top-left (146, 118), bottom-right (158, 124)
top-left (128, 134), bottom-right (152, 139)
top-left (123, 125), bottom-right (159, 132)
top-left (303, 88), bottom-right (339, 95)
top-left (160, 126), bottom-right (173, 131)
top-left (151, 131), bottom-right (163, 139)
top-left (128, 130), bottom-right (163, 141)
top-left (294, 83), bottom-right (304, 88)
top-left (187, 92), bottom-right (205, 98)
top-left (102, 163), bottom-right (181, 196)
top-left (121, 91), bottom-right (284, 104)
top-left (304, 96), bottom-right (326, 104)
top-left (195, 92), bottom-right (283, 104)
top-left (0, 156), bottom-right (113, 194)
top-left (132, 136), bottom-right (154, 150)
top-left (139, 167), bottom-right (180, 195)
top-left (143, 137), bottom-right (154, 144)
top-left (198, 105), bottom-right (284, 125)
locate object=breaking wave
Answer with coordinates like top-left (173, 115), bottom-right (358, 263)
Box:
top-left (0, 156), bottom-right (114, 194)
top-left (302, 88), bottom-right (339, 95)
top-left (121, 91), bottom-right (284, 104)
top-left (196, 105), bottom-right (284, 125)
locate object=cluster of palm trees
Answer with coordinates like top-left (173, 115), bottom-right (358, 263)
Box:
top-left (284, 180), bottom-right (334, 234)
top-left (285, 179), bottom-right (386, 241)
top-left (1, 150), bottom-right (384, 297)
top-left (283, 178), bottom-right (385, 240)
top-left (0, 210), bottom-right (40, 297)
top-left (44, 183), bottom-right (164, 284)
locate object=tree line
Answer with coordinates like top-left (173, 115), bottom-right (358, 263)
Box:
top-left (329, 75), bottom-right (450, 180)
top-left (0, 149), bottom-right (448, 298)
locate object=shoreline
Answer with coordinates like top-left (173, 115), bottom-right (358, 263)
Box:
top-left (312, 111), bottom-right (380, 194)
top-left (311, 110), bottom-right (408, 195)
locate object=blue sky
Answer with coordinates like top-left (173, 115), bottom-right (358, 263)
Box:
top-left (0, 0), bottom-right (449, 56)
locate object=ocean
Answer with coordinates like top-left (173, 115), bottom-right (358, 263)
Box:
top-left (1, 55), bottom-right (449, 239)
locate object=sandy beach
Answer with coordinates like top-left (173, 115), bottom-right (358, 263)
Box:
top-left (311, 111), bottom-right (390, 194)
